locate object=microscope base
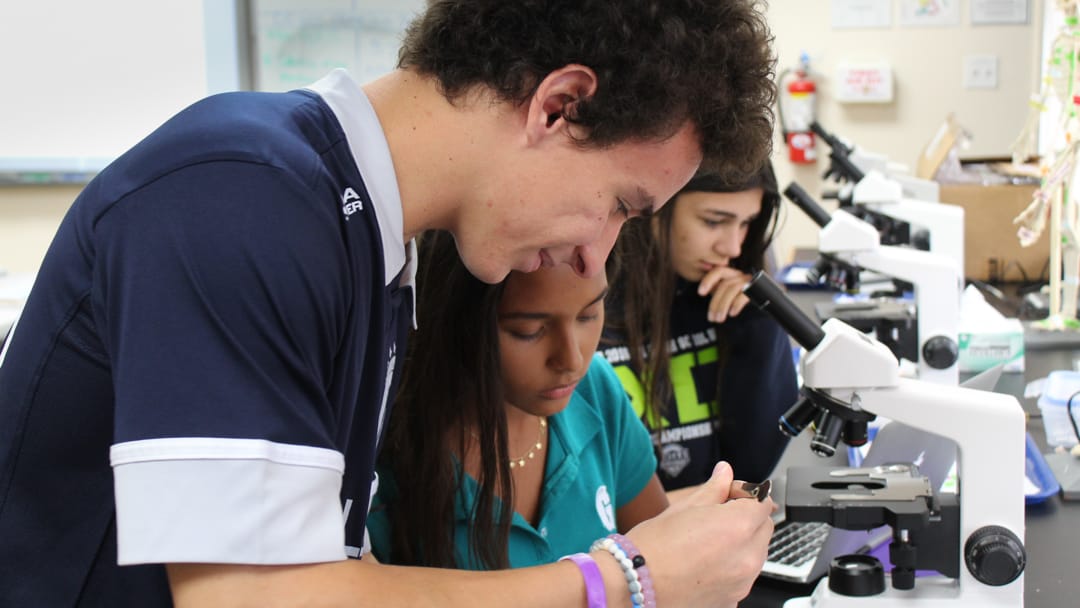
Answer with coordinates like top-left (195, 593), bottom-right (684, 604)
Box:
top-left (783, 575), bottom-right (1021, 607)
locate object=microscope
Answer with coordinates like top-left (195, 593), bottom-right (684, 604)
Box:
top-left (786, 182), bottom-right (962, 385)
top-left (812, 122), bottom-right (965, 278)
top-left (743, 272), bottom-right (1027, 607)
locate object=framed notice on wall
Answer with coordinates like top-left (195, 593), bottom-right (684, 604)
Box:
top-left (250, 0), bottom-right (425, 92)
top-left (971, 0), bottom-right (1028, 25)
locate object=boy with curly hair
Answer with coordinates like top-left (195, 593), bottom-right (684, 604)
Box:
top-left (0, 1), bottom-right (777, 606)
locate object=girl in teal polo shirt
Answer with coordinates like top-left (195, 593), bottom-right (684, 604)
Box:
top-left (367, 230), bottom-right (668, 569)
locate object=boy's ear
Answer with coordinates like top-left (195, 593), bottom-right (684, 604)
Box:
top-left (524, 65), bottom-right (598, 144)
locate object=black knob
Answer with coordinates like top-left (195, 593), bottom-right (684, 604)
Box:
top-left (828, 554), bottom-right (885, 597)
top-left (964, 525), bottom-right (1025, 586)
top-left (922, 335), bottom-right (958, 370)
top-left (911, 229), bottom-right (931, 251)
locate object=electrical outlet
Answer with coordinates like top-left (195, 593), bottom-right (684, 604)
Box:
top-left (963, 54), bottom-right (998, 89)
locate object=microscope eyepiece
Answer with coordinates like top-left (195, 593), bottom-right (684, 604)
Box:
top-left (810, 122), bottom-right (866, 183)
top-left (743, 271), bottom-right (826, 350)
top-left (783, 182), bottom-right (832, 228)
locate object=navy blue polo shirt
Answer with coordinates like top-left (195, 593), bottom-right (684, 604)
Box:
top-left (0, 69), bottom-right (414, 606)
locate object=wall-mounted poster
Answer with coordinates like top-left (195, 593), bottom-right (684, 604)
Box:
top-left (899, 0), bottom-right (960, 27)
top-left (832, 0), bottom-right (892, 29)
top-left (971, 0), bottom-right (1028, 25)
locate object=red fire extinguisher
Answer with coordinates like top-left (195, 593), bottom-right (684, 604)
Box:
top-left (778, 52), bottom-right (817, 164)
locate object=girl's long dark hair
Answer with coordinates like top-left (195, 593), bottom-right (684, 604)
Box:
top-left (379, 230), bottom-right (514, 569)
top-left (606, 161), bottom-right (781, 429)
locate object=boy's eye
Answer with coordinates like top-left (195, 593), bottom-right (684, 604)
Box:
top-left (616, 198), bottom-right (631, 218)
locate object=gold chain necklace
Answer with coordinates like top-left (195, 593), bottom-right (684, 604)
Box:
top-left (509, 416), bottom-right (548, 469)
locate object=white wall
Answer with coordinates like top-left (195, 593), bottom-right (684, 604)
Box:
top-left (765, 0), bottom-right (1044, 265)
top-left (0, 1), bottom-right (209, 169)
top-left (0, 1), bottom-right (1046, 273)
top-left (0, 0), bottom-right (215, 274)
top-left (0, 186), bottom-right (81, 274)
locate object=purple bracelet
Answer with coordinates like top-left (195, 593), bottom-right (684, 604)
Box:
top-left (560, 552), bottom-right (607, 608)
top-left (608, 533), bottom-right (656, 608)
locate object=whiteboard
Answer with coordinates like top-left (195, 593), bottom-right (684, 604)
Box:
top-left (0, 0), bottom-right (424, 183)
top-left (250, 0), bottom-right (424, 92)
top-left (0, 0), bottom-right (243, 181)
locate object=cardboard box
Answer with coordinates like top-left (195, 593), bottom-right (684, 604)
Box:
top-left (938, 183), bottom-right (1045, 282)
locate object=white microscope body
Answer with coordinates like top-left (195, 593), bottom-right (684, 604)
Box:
top-left (798, 188), bottom-right (963, 386)
top-left (783, 319), bottom-right (1026, 607)
top-left (845, 141), bottom-right (942, 203)
top-left (811, 123), bottom-right (964, 275)
top-left (741, 273), bottom-right (1026, 607)
top-left (850, 170), bottom-right (965, 280)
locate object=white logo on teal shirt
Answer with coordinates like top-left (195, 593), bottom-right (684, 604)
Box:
top-left (595, 485), bottom-right (615, 531)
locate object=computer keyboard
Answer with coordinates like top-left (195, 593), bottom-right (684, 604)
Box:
top-left (760, 520), bottom-right (831, 582)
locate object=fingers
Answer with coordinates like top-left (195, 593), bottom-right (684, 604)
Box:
top-left (697, 266), bottom-right (744, 297)
top-left (698, 269), bottom-right (752, 323)
top-left (709, 290), bottom-right (748, 323)
top-left (728, 292), bottom-right (750, 317)
top-left (679, 461), bottom-right (734, 506)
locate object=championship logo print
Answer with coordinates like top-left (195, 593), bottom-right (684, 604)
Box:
top-left (659, 443), bottom-right (691, 478)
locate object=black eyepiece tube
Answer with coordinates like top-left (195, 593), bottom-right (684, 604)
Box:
top-left (810, 122), bottom-right (866, 183)
top-left (783, 182), bottom-right (832, 228)
top-left (743, 271), bottom-right (826, 350)
top-left (810, 121), bottom-right (841, 147)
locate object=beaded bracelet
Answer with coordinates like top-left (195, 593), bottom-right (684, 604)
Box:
top-left (560, 552), bottom-right (607, 608)
top-left (607, 533), bottom-right (656, 608)
top-left (590, 535), bottom-right (655, 608)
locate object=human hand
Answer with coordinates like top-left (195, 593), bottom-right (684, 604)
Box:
top-left (697, 267), bottom-right (752, 324)
top-left (624, 462), bottom-right (775, 608)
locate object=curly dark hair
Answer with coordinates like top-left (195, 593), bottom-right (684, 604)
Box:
top-left (399, 0), bottom-right (776, 182)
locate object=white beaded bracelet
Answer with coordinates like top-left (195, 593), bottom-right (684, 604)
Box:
top-left (590, 536), bottom-right (645, 608)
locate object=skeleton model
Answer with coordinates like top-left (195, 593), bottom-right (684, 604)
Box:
top-left (1012, 0), bottom-right (1080, 329)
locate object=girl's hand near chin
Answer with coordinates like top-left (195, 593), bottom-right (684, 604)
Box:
top-left (697, 266), bottom-right (752, 323)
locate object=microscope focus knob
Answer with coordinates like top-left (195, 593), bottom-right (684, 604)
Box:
top-left (964, 525), bottom-right (1026, 586)
top-left (922, 335), bottom-right (958, 370)
top-left (827, 554), bottom-right (885, 596)
top-left (911, 229), bottom-right (931, 251)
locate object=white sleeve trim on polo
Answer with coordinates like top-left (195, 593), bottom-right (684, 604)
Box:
top-left (111, 438), bottom-right (347, 566)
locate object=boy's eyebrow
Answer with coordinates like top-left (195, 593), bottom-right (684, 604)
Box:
top-left (701, 209), bottom-right (738, 218)
top-left (700, 208), bottom-right (760, 221)
top-left (498, 287), bottom-right (609, 320)
top-left (634, 187), bottom-right (657, 216)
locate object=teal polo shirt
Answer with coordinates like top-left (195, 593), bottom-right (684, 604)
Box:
top-left (367, 354), bottom-right (657, 568)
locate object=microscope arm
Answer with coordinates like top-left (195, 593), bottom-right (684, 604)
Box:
top-left (847, 247), bottom-right (961, 385)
